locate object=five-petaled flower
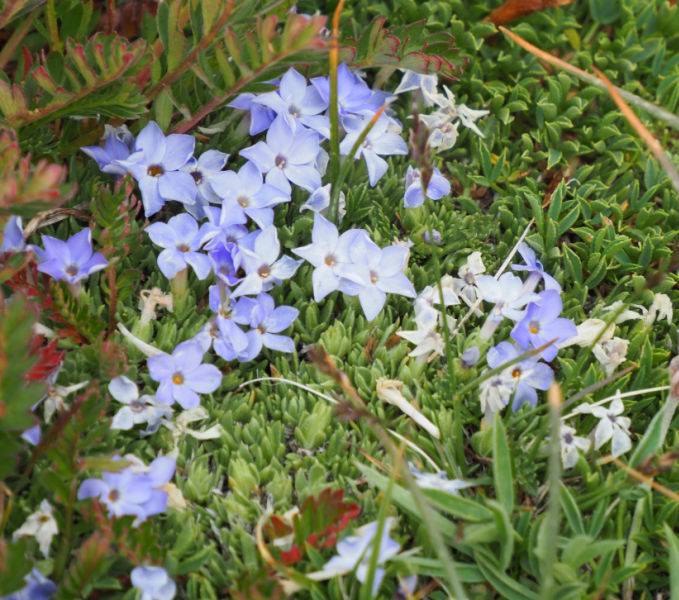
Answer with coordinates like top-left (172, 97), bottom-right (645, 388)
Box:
top-left (37, 229), bottom-right (108, 288)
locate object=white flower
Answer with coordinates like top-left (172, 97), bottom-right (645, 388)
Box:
top-left (479, 372), bottom-right (513, 419)
top-left (592, 336), bottom-right (629, 376)
top-left (44, 379), bottom-right (89, 422)
top-left (109, 376), bottom-right (172, 432)
top-left (393, 69), bottom-right (439, 106)
top-left (559, 424), bottom-right (591, 469)
top-left (161, 407), bottom-right (223, 458)
top-left (321, 519), bottom-right (401, 596)
top-left (557, 318), bottom-right (615, 349)
top-left (601, 300), bottom-right (646, 323)
top-left (456, 104), bottom-right (489, 138)
top-left (644, 292), bottom-right (673, 326)
top-left (590, 393), bottom-right (632, 457)
top-left (409, 463), bottom-right (473, 495)
top-left (12, 499), bottom-right (58, 557)
top-left (452, 251), bottom-right (486, 309)
top-left (396, 323), bottom-right (444, 362)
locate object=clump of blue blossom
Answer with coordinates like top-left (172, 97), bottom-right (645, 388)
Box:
top-left (131, 566), bottom-right (176, 600)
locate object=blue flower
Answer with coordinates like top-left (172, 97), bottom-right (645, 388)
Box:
top-left (233, 226), bottom-right (302, 297)
top-left (145, 213), bottom-right (212, 280)
top-left (229, 92), bottom-right (276, 135)
top-left (403, 165), bottom-right (451, 208)
top-left (81, 125), bottom-right (134, 176)
top-left (209, 242), bottom-right (242, 287)
top-left (340, 115), bottom-right (408, 186)
top-left (311, 64), bottom-right (390, 125)
top-left (254, 67), bottom-right (329, 137)
top-left (131, 566), bottom-right (176, 600)
top-left (77, 456), bottom-right (175, 524)
top-left (292, 213), bottom-right (367, 301)
top-left (233, 292), bottom-right (298, 354)
top-left (1, 216), bottom-right (25, 253)
top-left (120, 121), bottom-right (196, 216)
top-left (181, 149), bottom-right (229, 220)
top-left (322, 519), bottom-right (401, 597)
top-left (511, 242), bottom-right (561, 292)
top-left (1, 568), bottom-right (56, 600)
top-left (486, 341), bottom-right (553, 410)
top-left (338, 234), bottom-right (416, 321)
top-left (511, 290), bottom-right (577, 361)
top-left (148, 340), bottom-right (222, 409)
top-left (240, 116), bottom-right (321, 193)
top-left (209, 161), bottom-right (289, 228)
top-left (37, 229), bottom-right (108, 285)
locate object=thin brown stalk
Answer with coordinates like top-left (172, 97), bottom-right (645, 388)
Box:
top-left (0, 14), bottom-right (33, 70)
top-left (591, 66), bottom-right (679, 197)
top-left (499, 26), bottom-right (679, 132)
top-left (603, 457), bottom-right (679, 504)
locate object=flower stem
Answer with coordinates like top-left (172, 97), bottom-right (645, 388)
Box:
top-left (171, 268), bottom-right (189, 315)
top-left (423, 199), bottom-right (464, 475)
top-left (327, 0), bottom-right (344, 225)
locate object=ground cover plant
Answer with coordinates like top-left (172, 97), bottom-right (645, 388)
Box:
top-left (1, 0), bottom-right (679, 598)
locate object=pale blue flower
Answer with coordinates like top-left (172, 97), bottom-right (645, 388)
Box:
top-left (181, 149), bottom-right (229, 219)
top-left (254, 67), bottom-right (329, 137)
top-left (240, 116), bottom-right (321, 193)
top-left (81, 125), bottom-right (134, 176)
top-left (209, 161), bottom-right (289, 228)
top-left (403, 165), bottom-right (450, 208)
top-left (322, 520), bottom-right (400, 597)
top-left (340, 115), bottom-right (407, 186)
top-left (37, 229), bottom-right (108, 285)
top-left (511, 242), bottom-right (561, 292)
top-left (292, 213), bottom-right (367, 301)
top-left (1, 216), bottom-right (25, 253)
top-left (233, 226), bottom-right (302, 297)
top-left (1, 568), bottom-right (56, 600)
top-left (486, 341), bottom-right (553, 410)
top-left (131, 566), bottom-right (176, 600)
top-left (338, 234), bottom-right (416, 321)
top-left (511, 290), bottom-right (577, 361)
top-left (109, 376), bottom-right (172, 432)
top-left (119, 121), bottom-right (196, 216)
top-left (145, 213), bottom-right (212, 280)
top-left (229, 93), bottom-right (276, 135)
top-left (233, 292), bottom-right (298, 354)
top-left (148, 341), bottom-right (221, 409)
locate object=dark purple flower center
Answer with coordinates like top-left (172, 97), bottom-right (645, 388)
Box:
top-left (147, 164), bottom-right (165, 177)
top-left (274, 154), bottom-right (287, 169)
top-left (288, 105), bottom-right (301, 118)
top-left (362, 140), bottom-right (372, 150)
top-left (369, 270), bottom-right (378, 284)
top-left (258, 265), bottom-right (271, 278)
top-left (109, 490), bottom-right (120, 502)
top-left (607, 414), bottom-right (617, 423)
top-left (563, 433), bottom-right (574, 444)
top-left (172, 372), bottom-right (184, 385)
top-left (65, 264), bottom-right (79, 277)
top-left (191, 170), bottom-right (203, 184)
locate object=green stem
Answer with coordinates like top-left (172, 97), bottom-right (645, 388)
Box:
top-left (423, 200), bottom-right (463, 474)
top-left (53, 479), bottom-right (76, 580)
top-left (46, 0), bottom-right (62, 53)
top-left (538, 385), bottom-right (562, 599)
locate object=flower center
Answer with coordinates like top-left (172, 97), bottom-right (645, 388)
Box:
top-left (529, 321), bottom-right (540, 335)
top-left (38, 515), bottom-right (50, 523)
top-left (108, 490), bottom-right (120, 502)
top-left (130, 399), bottom-right (144, 413)
top-left (237, 195), bottom-right (249, 208)
top-left (257, 326), bottom-right (265, 334)
top-left (258, 265), bottom-right (271, 278)
top-left (369, 270), bottom-right (378, 284)
top-left (511, 367), bottom-right (522, 379)
top-left (176, 244), bottom-right (190, 252)
top-left (288, 105), bottom-right (301, 118)
top-left (172, 372), bottom-right (184, 385)
top-left (563, 433), bottom-right (574, 444)
top-left (274, 154), bottom-right (287, 169)
top-left (362, 140), bottom-right (372, 150)
top-left (147, 164), bottom-right (164, 177)
top-left (325, 254), bottom-right (336, 266)
top-left (65, 264), bottom-right (79, 277)
top-left (191, 170), bottom-right (203, 184)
